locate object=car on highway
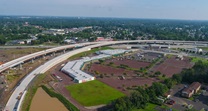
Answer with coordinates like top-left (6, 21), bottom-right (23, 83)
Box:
top-left (16, 92), bottom-right (23, 100)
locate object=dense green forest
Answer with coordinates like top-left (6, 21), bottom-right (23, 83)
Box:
top-left (1, 16), bottom-right (208, 45)
top-left (181, 60), bottom-right (208, 83)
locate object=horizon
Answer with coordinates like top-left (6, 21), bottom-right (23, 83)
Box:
top-left (1, 15), bottom-right (208, 22)
top-left (1, 0), bottom-right (208, 21)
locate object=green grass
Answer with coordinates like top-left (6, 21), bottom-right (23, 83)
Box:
top-left (133, 103), bottom-right (157, 111)
top-left (133, 103), bottom-right (178, 111)
top-left (191, 57), bottom-right (208, 63)
top-left (166, 54), bottom-right (173, 59)
top-left (68, 46), bottom-right (113, 60)
top-left (157, 75), bottom-right (167, 81)
top-left (66, 80), bottom-right (125, 106)
top-left (200, 108), bottom-right (206, 111)
top-left (160, 105), bottom-right (178, 111)
top-left (189, 96), bottom-right (194, 101)
top-left (6, 74), bottom-right (20, 82)
top-left (198, 47), bottom-right (208, 51)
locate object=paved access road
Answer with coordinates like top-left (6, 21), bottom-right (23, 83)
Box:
top-left (3, 40), bottom-right (208, 111)
top-left (1, 40), bottom-right (208, 73)
top-left (4, 42), bottom-right (124, 111)
top-left (0, 42), bottom-right (99, 73)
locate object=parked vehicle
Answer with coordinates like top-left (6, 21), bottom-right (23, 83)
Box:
top-left (166, 99), bottom-right (175, 105)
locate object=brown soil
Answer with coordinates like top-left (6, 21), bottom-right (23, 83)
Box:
top-left (105, 58), bottom-right (150, 69)
top-left (151, 56), bottom-right (194, 77)
top-left (98, 77), bottom-right (158, 94)
top-left (87, 62), bottom-right (159, 94)
top-left (89, 64), bottom-right (136, 76)
top-left (0, 48), bottom-right (46, 63)
top-left (30, 87), bottom-right (68, 111)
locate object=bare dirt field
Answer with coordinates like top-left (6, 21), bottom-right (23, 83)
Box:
top-left (0, 48), bottom-right (46, 63)
top-left (89, 64), bottom-right (136, 76)
top-left (30, 87), bottom-right (68, 111)
top-left (98, 77), bottom-right (158, 94)
top-left (105, 58), bottom-right (150, 69)
top-left (151, 56), bottom-right (194, 77)
top-left (87, 63), bottom-right (159, 94)
top-left (141, 52), bottom-right (163, 61)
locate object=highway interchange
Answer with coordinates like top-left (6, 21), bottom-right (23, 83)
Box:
top-left (2, 40), bottom-right (208, 111)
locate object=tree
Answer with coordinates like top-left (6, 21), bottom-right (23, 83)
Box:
top-left (0, 35), bottom-right (6, 45)
top-left (151, 82), bottom-right (168, 96)
top-left (146, 88), bottom-right (158, 104)
top-left (136, 87), bottom-right (149, 107)
top-left (123, 72), bottom-right (127, 76)
top-left (111, 73), bottom-right (114, 76)
top-left (172, 74), bottom-right (182, 84)
top-left (109, 62), bottom-right (114, 66)
top-left (164, 78), bottom-right (174, 89)
top-left (130, 92), bottom-right (146, 109)
top-left (122, 84), bottom-right (125, 90)
top-left (113, 97), bottom-right (133, 111)
top-left (98, 59), bottom-right (104, 64)
top-left (154, 71), bottom-right (161, 76)
top-left (181, 60), bottom-right (208, 83)
top-left (94, 71), bottom-right (99, 75)
top-left (100, 74), bottom-right (104, 78)
top-left (119, 64), bottom-right (129, 69)
top-left (162, 74), bottom-right (166, 78)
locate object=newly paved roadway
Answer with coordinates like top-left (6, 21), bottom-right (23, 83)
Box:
top-left (1, 40), bottom-right (208, 73)
top-left (4, 41), bottom-right (123, 111)
top-left (0, 42), bottom-right (99, 73)
top-left (3, 40), bottom-right (208, 111)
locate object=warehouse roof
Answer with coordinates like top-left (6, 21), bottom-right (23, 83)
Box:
top-left (61, 49), bottom-right (129, 82)
top-left (99, 49), bottom-right (129, 55)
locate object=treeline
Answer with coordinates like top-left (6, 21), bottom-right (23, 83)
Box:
top-left (0, 35), bottom-right (6, 44)
top-left (111, 82), bottom-right (169, 111)
top-left (1, 16), bottom-right (208, 44)
top-left (31, 34), bottom-right (65, 44)
top-left (111, 60), bottom-right (208, 111)
top-left (181, 60), bottom-right (208, 83)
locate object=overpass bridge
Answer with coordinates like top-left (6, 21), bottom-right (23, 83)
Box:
top-left (0, 42), bottom-right (99, 73)
top-left (3, 40), bottom-right (208, 111)
top-left (1, 40), bottom-right (208, 73)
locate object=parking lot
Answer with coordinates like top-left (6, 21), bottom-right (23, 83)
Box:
top-left (169, 84), bottom-right (208, 111)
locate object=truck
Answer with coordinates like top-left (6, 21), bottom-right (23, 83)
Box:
top-left (16, 92), bottom-right (23, 100)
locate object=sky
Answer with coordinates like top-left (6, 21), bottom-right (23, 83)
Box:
top-left (0, 0), bottom-right (208, 20)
